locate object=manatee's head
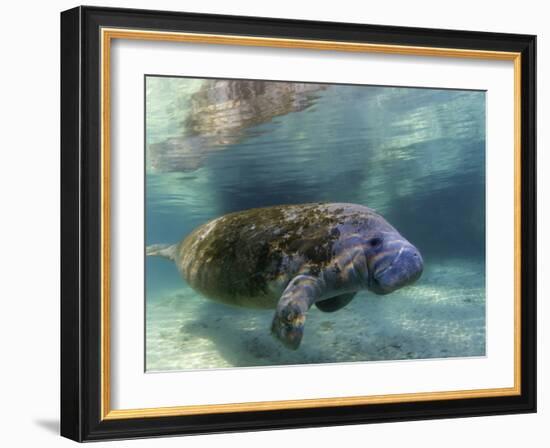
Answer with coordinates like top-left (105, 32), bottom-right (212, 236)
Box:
top-left (363, 228), bottom-right (423, 295)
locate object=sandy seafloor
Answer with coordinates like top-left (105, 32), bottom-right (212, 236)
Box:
top-left (146, 258), bottom-right (485, 371)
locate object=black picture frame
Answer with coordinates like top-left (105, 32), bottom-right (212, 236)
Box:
top-left (61, 5), bottom-right (536, 442)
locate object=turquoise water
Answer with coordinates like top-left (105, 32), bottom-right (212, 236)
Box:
top-left (145, 77), bottom-right (486, 371)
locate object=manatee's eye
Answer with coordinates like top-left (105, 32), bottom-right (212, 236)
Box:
top-left (369, 237), bottom-right (382, 248)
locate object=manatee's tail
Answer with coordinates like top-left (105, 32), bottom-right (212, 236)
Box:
top-left (146, 243), bottom-right (177, 261)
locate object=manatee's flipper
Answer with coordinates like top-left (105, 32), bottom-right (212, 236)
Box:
top-left (271, 275), bottom-right (322, 350)
top-left (145, 243), bottom-right (177, 261)
top-left (315, 292), bottom-right (356, 312)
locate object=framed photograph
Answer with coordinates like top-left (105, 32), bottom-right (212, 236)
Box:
top-left (60, 6), bottom-right (536, 442)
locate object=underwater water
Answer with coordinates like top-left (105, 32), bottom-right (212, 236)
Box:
top-left (145, 77), bottom-right (486, 372)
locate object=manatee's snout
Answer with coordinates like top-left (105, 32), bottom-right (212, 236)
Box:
top-left (369, 240), bottom-right (423, 295)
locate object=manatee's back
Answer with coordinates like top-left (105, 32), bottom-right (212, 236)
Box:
top-left (175, 206), bottom-right (300, 308)
top-left (173, 203), bottom-right (384, 308)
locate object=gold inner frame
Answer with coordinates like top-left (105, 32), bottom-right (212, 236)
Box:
top-left (100, 27), bottom-right (522, 420)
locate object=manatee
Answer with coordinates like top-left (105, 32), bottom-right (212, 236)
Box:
top-left (148, 79), bottom-right (327, 172)
top-left (146, 203), bottom-right (423, 349)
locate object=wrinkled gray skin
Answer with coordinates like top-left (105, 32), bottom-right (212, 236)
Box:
top-left (147, 203), bottom-right (423, 350)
